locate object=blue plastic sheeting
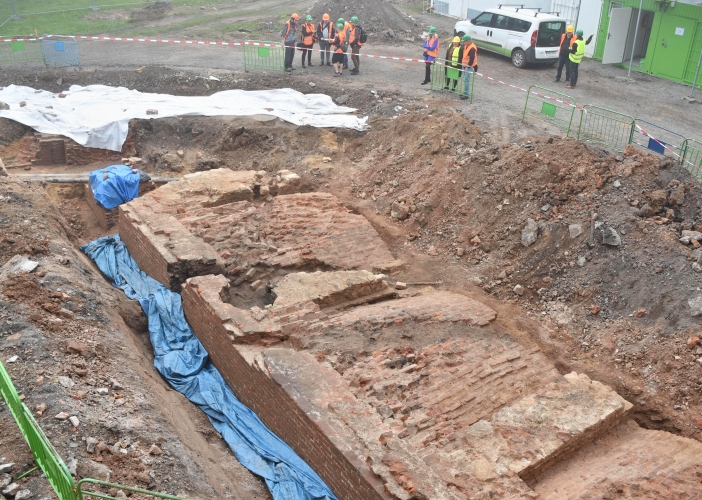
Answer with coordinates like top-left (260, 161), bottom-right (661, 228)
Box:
top-left (89, 165), bottom-right (140, 209)
top-left (81, 235), bottom-right (337, 500)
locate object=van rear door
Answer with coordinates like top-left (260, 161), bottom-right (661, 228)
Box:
top-left (535, 20), bottom-right (564, 59)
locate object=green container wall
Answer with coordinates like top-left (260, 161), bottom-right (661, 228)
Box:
top-left (594, 0), bottom-right (702, 87)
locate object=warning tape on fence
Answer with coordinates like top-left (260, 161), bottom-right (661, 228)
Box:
top-left (2, 34), bottom-right (699, 169)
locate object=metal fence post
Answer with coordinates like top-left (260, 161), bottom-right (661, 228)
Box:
top-left (90, 0), bottom-right (100, 12)
top-left (691, 49), bottom-right (702, 98)
top-left (10, 0), bottom-right (20, 20)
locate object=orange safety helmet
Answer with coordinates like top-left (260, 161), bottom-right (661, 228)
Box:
top-left (322, 13), bottom-right (330, 21)
top-left (291, 13), bottom-right (300, 20)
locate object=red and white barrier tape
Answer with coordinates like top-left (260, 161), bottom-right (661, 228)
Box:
top-left (634, 124), bottom-right (698, 171)
top-left (2, 34), bottom-right (698, 169)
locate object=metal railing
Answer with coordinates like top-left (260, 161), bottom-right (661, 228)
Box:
top-left (0, 37), bottom-right (45, 67)
top-left (243, 40), bottom-right (284, 73)
top-left (632, 118), bottom-right (686, 159)
top-left (0, 360), bottom-right (191, 500)
top-left (682, 138), bottom-right (702, 179)
top-left (522, 85), bottom-right (576, 135)
top-left (430, 59), bottom-right (475, 103)
top-left (41, 35), bottom-right (81, 68)
top-left (576, 105), bottom-right (635, 152)
top-left (0, 360), bottom-right (76, 499)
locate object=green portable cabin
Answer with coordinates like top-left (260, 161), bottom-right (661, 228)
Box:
top-left (593, 0), bottom-right (702, 89)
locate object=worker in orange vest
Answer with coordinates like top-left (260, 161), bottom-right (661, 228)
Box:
top-left (348, 16), bottom-right (364, 75)
top-left (460, 34), bottom-right (478, 100)
top-left (421, 27), bottom-right (439, 85)
top-left (300, 15), bottom-right (316, 68)
top-left (280, 13), bottom-right (299, 72)
top-left (329, 21), bottom-right (348, 77)
top-left (317, 13), bottom-right (335, 66)
top-left (555, 25), bottom-right (575, 83)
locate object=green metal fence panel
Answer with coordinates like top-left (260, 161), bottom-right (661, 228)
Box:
top-left (243, 40), bottom-right (284, 73)
top-left (0, 360), bottom-right (76, 500)
top-left (0, 38), bottom-right (45, 68)
top-left (77, 479), bottom-right (191, 500)
top-left (682, 138), bottom-right (702, 179)
top-left (632, 119), bottom-right (686, 160)
top-left (430, 59), bottom-right (474, 102)
top-left (576, 105), bottom-right (635, 152)
top-left (522, 86), bottom-right (576, 135)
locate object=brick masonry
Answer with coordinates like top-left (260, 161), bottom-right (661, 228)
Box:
top-left (123, 172), bottom-right (702, 500)
top-left (181, 277), bottom-right (389, 500)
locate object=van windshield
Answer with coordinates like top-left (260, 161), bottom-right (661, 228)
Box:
top-left (537, 21), bottom-right (565, 47)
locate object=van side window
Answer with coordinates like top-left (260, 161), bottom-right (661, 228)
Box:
top-left (473, 12), bottom-right (493, 26)
top-left (511, 19), bottom-right (531, 33)
top-left (491, 14), bottom-right (512, 30)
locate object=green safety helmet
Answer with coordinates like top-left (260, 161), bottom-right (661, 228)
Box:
top-left (337, 22), bottom-right (345, 29)
top-left (462, 34), bottom-right (471, 41)
top-left (428, 26), bottom-right (437, 34)
top-left (338, 18), bottom-right (345, 24)
top-left (306, 14), bottom-right (313, 21)
top-left (350, 16), bottom-right (359, 23)
top-left (576, 29), bottom-right (584, 37)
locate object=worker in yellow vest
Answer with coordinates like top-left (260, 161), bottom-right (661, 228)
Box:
top-left (567, 29), bottom-right (593, 89)
top-left (460, 34), bottom-right (478, 100)
top-left (444, 36), bottom-right (463, 91)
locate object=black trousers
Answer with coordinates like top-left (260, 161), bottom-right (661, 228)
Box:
top-left (302, 44), bottom-right (313, 65)
top-left (556, 53), bottom-right (570, 81)
top-left (284, 46), bottom-right (295, 68)
top-left (570, 62), bottom-right (580, 87)
top-left (424, 62), bottom-right (431, 83)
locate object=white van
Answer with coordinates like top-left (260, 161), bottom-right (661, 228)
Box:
top-left (454, 8), bottom-right (565, 68)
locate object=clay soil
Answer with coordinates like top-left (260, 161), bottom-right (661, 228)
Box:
top-left (1, 62), bottom-right (701, 498)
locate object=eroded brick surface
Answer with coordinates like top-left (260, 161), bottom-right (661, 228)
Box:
top-left (532, 420), bottom-right (702, 499)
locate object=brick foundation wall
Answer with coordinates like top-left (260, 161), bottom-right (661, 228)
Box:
top-left (181, 279), bottom-right (387, 500)
top-left (85, 183), bottom-right (116, 230)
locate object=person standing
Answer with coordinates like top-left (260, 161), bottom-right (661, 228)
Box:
top-left (566, 29), bottom-right (592, 89)
top-left (444, 36), bottom-right (463, 91)
top-left (330, 21), bottom-right (348, 77)
top-left (300, 15), bottom-right (316, 68)
top-left (460, 34), bottom-right (477, 99)
top-left (317, 13), bottom-right (334, 66)
top-left (555, 25), bottom-right (575, 83)
top-left (280, 13), bottom-right (299, 72)
top-left (348, 16), bottom-right (364, 75)
top-left (338, 18), bottom-right (351, 69)
top-left (421, 27), bottom-right (439, 85)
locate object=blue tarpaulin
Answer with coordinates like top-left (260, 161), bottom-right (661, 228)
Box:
top-left (89, 165), bottom-right (141, 209)
top-left (81, 235), bottom-right (337, 500)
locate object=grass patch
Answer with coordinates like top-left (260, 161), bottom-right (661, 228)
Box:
top-left (0, 0), bottom-right (248, 37)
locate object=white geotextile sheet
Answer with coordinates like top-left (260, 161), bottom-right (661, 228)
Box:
top-left (0, 85), bottom-right (368, 152)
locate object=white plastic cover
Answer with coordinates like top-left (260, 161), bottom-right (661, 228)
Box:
top-left (0, 85), bottom-right (368, 152)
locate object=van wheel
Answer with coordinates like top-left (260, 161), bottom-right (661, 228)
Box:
top-left (512, 48), bottom-right (527, 68)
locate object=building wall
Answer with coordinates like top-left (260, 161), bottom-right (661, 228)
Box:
top-left (594, 0), bottom-right (702, 87)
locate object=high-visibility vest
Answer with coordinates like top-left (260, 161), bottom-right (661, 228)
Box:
top-left (319, 21), bottom-right (335, 40)
top-left (349, 25), bottom-right (362, 47)
top-left (558, 33), bottom-right (576, 55)
top-left (334, 30), bottom-right (346, 53)
top-left (450, 46), bottom-right (460, 66)
top-left (569, 38), bottom-right (585, 64)
top-left (302, 22), bottom-right (315, 45)
top-left (425, 36), bottom-right (439, 58)
top-left (462, 42), bottom-right (478, 67)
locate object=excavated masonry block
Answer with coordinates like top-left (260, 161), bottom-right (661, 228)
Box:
top-left (462, 372), bottom-right (633, 488)
top-left (532, 419), bottom-right (702, 499)
top-left (271, 270), bottom-right (390, 312)
top-left (84, 180), bottom-right (156, 230)
top-left (180, 277), bottom-right (389, 500)
top-left (119, 198), bottom-right (221, 290)
top-left (149, 169), bottom-right (258, 209)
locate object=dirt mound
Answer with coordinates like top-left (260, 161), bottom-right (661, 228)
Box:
top-left (309, 0), bottom-right (418, 43)
top-left (343, 111), bottom-right (702, 439)
top-left (129, 1), bottom-right (172, 23)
